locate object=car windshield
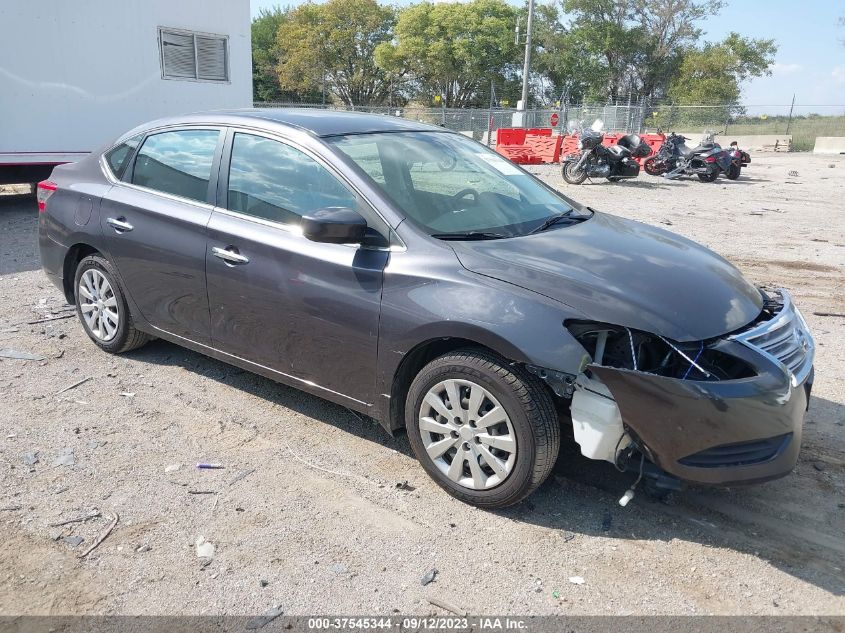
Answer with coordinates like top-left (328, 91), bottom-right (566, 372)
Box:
top-left (328, 131), bottom-right (580, 238)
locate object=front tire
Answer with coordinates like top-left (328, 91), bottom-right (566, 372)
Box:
top-left (562, 161), bottom-right (588, 185)
top-left (405, 349), bottom-right (560, 509)
top-left (74, 254), bottom-right (151, 354)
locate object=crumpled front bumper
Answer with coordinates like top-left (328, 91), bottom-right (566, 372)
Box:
top-left (591, 290), bottom-right (814, 486)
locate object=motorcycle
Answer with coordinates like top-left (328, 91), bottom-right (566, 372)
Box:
top-left (644, 131), bottom-right (736, 182)
top-left (561, 119), bottom-right (653, 185)
top-left (726, 141), bottom-right (750, 180)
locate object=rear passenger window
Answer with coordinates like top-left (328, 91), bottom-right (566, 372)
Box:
top-left (105, 134), bottom-right (143, 179)
top-left (131, 129), bottom-right (219, 203)
top-left (227, 133), bottom-right (357, 224)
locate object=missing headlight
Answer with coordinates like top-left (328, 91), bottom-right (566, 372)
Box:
top-left (566, 321), bottom-right (755, 381)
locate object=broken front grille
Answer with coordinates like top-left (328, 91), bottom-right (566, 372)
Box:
top-left (679, 433), bottom-right (792, 468)
top-left (730, 289), bottom-right (814, 386)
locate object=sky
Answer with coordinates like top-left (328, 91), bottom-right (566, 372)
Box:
top-left (250, 0), bottom-right (845, 111)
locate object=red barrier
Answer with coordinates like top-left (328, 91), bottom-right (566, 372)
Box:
top-left (495, 127), bottom-right (562, 164)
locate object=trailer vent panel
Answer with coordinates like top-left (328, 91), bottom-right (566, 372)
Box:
top-left (159, 28), bottom-right (229, 83)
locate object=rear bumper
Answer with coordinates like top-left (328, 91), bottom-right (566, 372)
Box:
top-left (39, 223), bottom-right (67, 295)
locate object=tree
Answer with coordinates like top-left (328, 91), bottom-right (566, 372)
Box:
top-left (376, 0), bottom-right (520, 107)
top-left (252, 6), bottom-right (288, 102)
top-left (667, 32), bottom-right (777, 105)
top-left (276, 0), bottom-right (397, 106)
top-left (554, 0), bottom-right (723, 102)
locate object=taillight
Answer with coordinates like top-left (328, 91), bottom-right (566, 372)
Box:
top-left (704, 155), bottom-right (717, 163)
top-left (36, 180), bottom-right (57, 213)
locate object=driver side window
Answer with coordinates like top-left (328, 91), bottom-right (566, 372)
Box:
top-left (227, 133), bottom-right (358, 224)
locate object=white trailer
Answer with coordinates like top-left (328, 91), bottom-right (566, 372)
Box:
top-left (0, 0), bottom-right (252, 185)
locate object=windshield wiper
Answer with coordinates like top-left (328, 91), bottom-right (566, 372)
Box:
top-left (529, 210), bottom-right (577, 234)
top-left (430, 231), bottom-right (509, 241)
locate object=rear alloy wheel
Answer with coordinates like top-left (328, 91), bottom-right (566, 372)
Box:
top-left (74, 255), bottom-right (151, 353)
top-left (406, 349), bottom-right (560, 508)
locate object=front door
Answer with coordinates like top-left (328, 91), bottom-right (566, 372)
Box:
top-left (100, 128), bottom-right (223, 344)
top-left (205, 131), bottom-right (390, 406)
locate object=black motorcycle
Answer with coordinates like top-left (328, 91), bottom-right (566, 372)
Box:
top-left (561, 120), bottom-right (653, 185)
top-left (644, 132), bottom-right (737, 182)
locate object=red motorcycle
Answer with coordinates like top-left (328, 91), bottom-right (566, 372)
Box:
top-left (726, 141), bottom-right (750, 180)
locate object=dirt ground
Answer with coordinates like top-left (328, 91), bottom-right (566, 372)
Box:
top-left (1, 153), bottom-right (843, 617)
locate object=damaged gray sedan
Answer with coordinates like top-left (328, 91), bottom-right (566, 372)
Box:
top-left (38, 110), bottom-right (814, 509)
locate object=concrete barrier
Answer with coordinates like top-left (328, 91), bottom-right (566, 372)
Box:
top-left (812, 137), bottom-right (845, 154)
top-left (677, 133), bottom-right (792, 152)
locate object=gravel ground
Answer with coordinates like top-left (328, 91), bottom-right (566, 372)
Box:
top-left (1, 153), bottom-right (844, 617)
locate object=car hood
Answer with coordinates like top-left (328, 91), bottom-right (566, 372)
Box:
top-left (449, 211), bottom-right (763, 342)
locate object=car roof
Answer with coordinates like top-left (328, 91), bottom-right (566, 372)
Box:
top-left (145, 108), bottom-right (449, 138)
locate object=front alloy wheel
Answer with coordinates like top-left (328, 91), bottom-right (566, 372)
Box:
top-left (418, 379), bottom-right (517, 490)
top-left (406, 349), bottom-right (560, 508)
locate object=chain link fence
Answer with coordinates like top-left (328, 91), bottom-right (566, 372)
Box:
top-left (254, 101), bottom-right (845, 151)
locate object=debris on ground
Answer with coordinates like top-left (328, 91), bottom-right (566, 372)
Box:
top-left (164, 464), bottom-right (182, 473)
top-left (260, 579), bottom-right (269, 588)
top-left (196, 463), bottom-right (225, 469)
top-left (331, 563), bottom-right (347, 574)
top-left (79, 512), bottom-right (119, 559)
top-left (195, 536), bottom-right (215, 559)
top-left (55, 376), bottom-right (92, 394)
top-left (568, 576), bottom-right (585, 585)
top-left (813, 312), bottom-right (845, 318)
top-left (660, 219), bottom-right (673, 225)
top-left (228, 468), bottom-right (255, 486)
top-left (136, 544), bottom-right (152, 553)
top-left (421, 568), bottom-right (438, 586)
top-left (428, 597), bottom-right (466, 616)
top-left (552, 590), bottom-right (561, 599)
top-left (119, 392), bottom-right (135, 398)
top-left (48, 510), bottom-right (101, 527)
top-left (813, 462), bottom-right (826, 472)
top-left (561, 532), bottom-right (576, 543)
top-left (52, 448), bottom-right (75, 467)
top-left (0, 348), bottom-right (44, 361)
top-left (788, 170), bottom-right (799, 177)
top-left (245, 606), bottom-right (283, 630)
top-left (62, 536), bottom-right (84, 547)
top-left (395, 481), bottom-right (416, 491)
top-left (23, 450), bottom-right (39, 468)
top-left (0, 505), bottom-right (23, 512)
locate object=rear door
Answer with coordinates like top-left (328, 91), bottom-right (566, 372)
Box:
top-left (205, 129), bottom-right (391, 406)
top-left (100, 127), bottom-right (223, 344)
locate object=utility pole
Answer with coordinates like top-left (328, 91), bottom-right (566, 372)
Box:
top-left (785, 93), bottom-right (796, 134)
top-left (519, 0), bottom-right (535, 111)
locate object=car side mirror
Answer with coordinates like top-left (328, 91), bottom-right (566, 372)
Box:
top-left (301, 207), bottom-right (367, 244)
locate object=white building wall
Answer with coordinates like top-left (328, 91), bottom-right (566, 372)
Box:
top-left (0, 0), bottom-right (252, 159)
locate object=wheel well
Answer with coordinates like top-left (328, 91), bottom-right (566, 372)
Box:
top-left (388, 337), bottom-right (505, 433)
top-left (62, 244), bottom-right (100, 303)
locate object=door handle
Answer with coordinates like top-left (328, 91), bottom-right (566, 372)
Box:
top-left (106, 217), bottom-right (134, 232)
top-left (212, 246), bottom-right (249, 265)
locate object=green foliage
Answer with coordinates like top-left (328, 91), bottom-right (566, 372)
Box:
top-left (251, 6), bottom-right (289, 102)
top-left (276, 0), bottom-right (398, 105)
top-left (667, 33), bottom-right (777, 105)
top-left (375, 0), bottom-right (519, 107)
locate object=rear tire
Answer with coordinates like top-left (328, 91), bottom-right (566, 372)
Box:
top-left (405, 349), bottom-right (560, 509)
top-left (726, 163), bottom-right (741, 180)
top-left (73, 254), bottom-right (151, 354)
top-left (562, 161), bottom-right (588, 185)
top-left (643, 157), bottom-right (663, 176)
